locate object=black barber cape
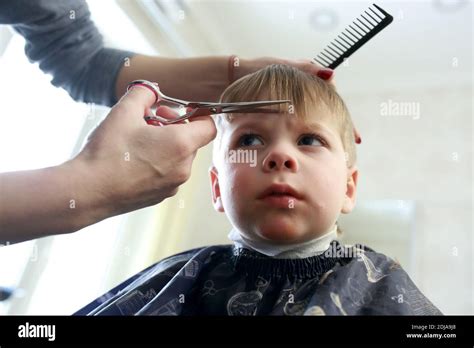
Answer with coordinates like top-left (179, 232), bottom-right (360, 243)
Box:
top-left (75, 241), bottom-right (442, 315)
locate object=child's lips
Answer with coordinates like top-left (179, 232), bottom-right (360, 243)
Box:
top-left (257, 183), bottom-right (303, 208)
top-left (258, 183), bottom-right (303, 199)
top-left (259, 194), bottom-right (300, 208)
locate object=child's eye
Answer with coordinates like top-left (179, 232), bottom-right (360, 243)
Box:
top-left (298, 134), bottom-right (325, 146)
top-left (238, 134), bottom-right (263, 147)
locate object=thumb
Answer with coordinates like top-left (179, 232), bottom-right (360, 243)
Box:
top-left (122, 83), bottom-right (159, 109)
top-left (110, 83), bottom-right (159, 127)
top-left (180, 116), bottom-right (217, 150)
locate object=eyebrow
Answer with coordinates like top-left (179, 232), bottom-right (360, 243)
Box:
top-left (302, 122), bottom-right (338, 139)
top-left (229, 117), bottom-right (338, 140)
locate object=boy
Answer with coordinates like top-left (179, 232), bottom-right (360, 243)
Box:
top-left (76, 65), bottom-right (441, 315)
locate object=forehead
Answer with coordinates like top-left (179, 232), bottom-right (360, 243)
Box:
top-left (220, 109), bottom-right (340, 136)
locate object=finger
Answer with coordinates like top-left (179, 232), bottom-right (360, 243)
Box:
top-left (308, 62), bottom-right (335, 82)
top-left (122, 84), bottom-right (159, 111)
top-left (179, 116), bottom-right (217, 150)
top-left (354, 127), bottom-right (362, 144)
top-left (315, 68), bottom-right (335, 82)
top-left (109, 85), bottom-right (160, 127)
top-left (286, 58), bottom-right (336, 84)
top-left (187, 115), bottom-right (211, 123)
top-left (155, 105), bottom-right (192, 125)
top-left (155, 105), bottom-right (181, 120)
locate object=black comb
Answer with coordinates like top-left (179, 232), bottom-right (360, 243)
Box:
top-left (314, 3), bottom-right (393, 69)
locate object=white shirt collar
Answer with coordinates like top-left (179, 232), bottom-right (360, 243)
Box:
top-left (228, 225), bottom-right (338, 259)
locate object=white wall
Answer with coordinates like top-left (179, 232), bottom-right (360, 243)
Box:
top-left (140, 0), bottom-right (473, 314)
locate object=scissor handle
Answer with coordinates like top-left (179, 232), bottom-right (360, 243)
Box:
top-left (126, 80), bottom-right (162, 103)
top-left (126, 80), bottom-right (186, 126)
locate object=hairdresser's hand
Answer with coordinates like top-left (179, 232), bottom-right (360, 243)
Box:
top-left (233, 57), bottom-right (335, 84)
top-left (74, 85), bottom-right (217, 216)
top-left (0, 85), bottom-right (216, 244)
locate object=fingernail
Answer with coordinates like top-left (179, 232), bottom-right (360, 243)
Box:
top-left (317, 69), bottom-right (334, 80)
top-left (356, 136), bottom-right (362, 144)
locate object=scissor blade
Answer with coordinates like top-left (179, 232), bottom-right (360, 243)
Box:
top-left (221, 100), bottom-right (291, 113)
top-left (177, 100), bottom-right (292, 119)
top-left (200, 100), bottom-right (291, 108)
top-left (160, 95), bottom-right (197, 106)
top-left (220, 107), bottom-right (280, 114)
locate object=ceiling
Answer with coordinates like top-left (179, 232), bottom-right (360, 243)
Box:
top-left (116, 0), bottom-right (472, 85)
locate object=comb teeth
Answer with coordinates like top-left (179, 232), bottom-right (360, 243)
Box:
top-left (314, 3), bottom-right (393, 69)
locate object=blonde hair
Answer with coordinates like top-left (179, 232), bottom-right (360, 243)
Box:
top-left (214, 64), bottom-right (357, 168)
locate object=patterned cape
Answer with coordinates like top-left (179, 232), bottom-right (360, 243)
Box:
top-left (75, 241), bottom-right (442, 315)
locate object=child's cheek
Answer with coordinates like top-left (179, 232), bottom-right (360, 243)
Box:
top-left (227, 163), bottom-right (257, 202)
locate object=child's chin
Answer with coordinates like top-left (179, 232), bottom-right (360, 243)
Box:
top-left (256, 218), bottom-right (304, 244)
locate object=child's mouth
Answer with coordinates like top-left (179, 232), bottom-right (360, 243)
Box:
top-left (257, 184), bottom-right (302, 208)
top-left (260, 194), bottom-right (298, 208)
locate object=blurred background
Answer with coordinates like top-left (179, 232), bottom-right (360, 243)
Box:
top-left (0, 0), bottom-right (472, 314)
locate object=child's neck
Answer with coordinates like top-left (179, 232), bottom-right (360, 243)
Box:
top-left (228, 225), bottom-right (338, 259)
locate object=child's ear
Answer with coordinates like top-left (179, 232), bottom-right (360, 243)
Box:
top-left (209, 166), bottom-right (225, 213)
top-left (341, 166), bottom-right (358, 214)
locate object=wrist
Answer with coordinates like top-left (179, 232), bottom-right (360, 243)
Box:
top-left (229, 55), bottom-right (248, 82)
top-left (228, 55), bottom-right (238, 84)
top-left (61, 158), bottom-right (115, 230)
top-left (231, 56), bottom-right (280, 82)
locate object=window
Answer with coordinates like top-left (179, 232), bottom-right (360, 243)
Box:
top-left (0, 0), bottom-right (157, 314)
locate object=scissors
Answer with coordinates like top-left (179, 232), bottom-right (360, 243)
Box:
top-left (127, 79), bottom-right (291, 126)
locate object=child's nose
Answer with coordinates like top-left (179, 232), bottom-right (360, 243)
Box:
top-left (262, 148), bottom-right (298, 172)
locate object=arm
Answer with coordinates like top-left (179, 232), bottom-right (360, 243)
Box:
top-left (114, 55), bottom-right (337, 104)
top-left (115, 55), bottom-right (229, 103)
top-left (1, 0), bottom-right (231, 105)
top-left (0, 0), bottom-right (336, 106)
top-left (0, 0), bottom-right (133, 106)
top-left (0, 87), bottom-right (217, 245)
top-left (0, 160), bottom-right (111, 244)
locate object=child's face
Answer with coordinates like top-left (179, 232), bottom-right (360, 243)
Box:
top-left (210, 109), bottom-right (358, 245)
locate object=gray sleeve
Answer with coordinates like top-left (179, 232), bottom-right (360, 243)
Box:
top-left (0, 0), bottom-right (136, 106)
